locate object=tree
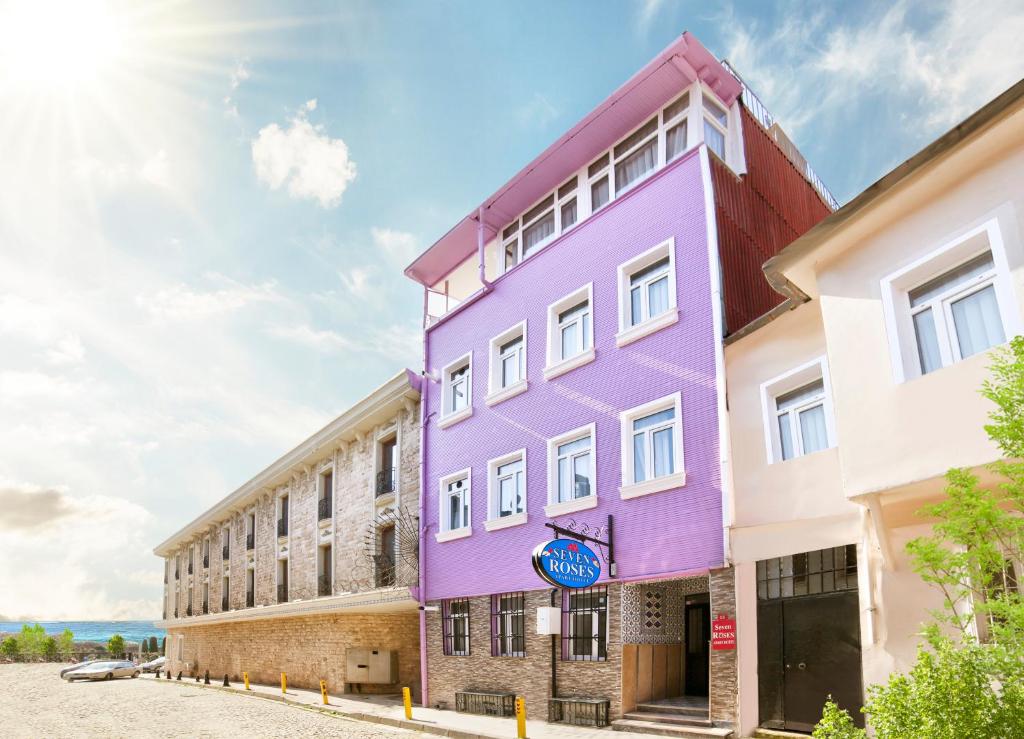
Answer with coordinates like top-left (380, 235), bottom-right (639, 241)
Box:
top-left (107, 634), bottom-right (125, 659)
top-left (815, 338), bottom-right (1024, 737)
top-left (58, 629), bottom-right (75, 660)
top-left (0, 637), bottom-right (19, 661)
top-left (148, 636), bottom-right (158, 654)
top-left (17, 624), bottom-right (46, 660)
top-left (42, 637), bottom-right (58, 662)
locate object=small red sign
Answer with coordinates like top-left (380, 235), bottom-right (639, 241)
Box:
top-left (711, 613), bottom-right (736, 651)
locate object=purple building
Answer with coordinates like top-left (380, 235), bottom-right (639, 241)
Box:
top-left (405, 33), bottom-right (832, 733)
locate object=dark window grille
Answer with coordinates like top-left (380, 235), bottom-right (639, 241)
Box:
top-left (317, 495), bottom-right (332, 521)
top-left (376, 468), bottom-right (396, 496)
top-left (490, 592), bottom-right (525, 657)
top-left (318, 574), bottom-right (332, 597)
top-left (186, 605), bottom-right (192, 617)
top-left (222, 544), bottom-right (229, 560)
top-left (561, 586), bottom-right (608, 661)
top-left (442, 598), bottom-right (471, 656)
top-left (245, 590), bottom-right (254, 608)
top-left (246, 533), bottom-right (254, 551)
top-left (277, 583), bottom-right (288, 604)
top-left (187, 562), bottom-right (193, 575)
top-left (277, 518), bottom-right (288, 537)
top-left (221, 593), bottom-right (229, 611)
top-left (203, 554), bottom-right (209, 569)
top-left (757, 544), bottom-right (858, 600)
top-left (202, 600), bottom-right (208, 615)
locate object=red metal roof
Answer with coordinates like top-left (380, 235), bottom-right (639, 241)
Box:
top-left (405, 31), bottom-right (742, 287)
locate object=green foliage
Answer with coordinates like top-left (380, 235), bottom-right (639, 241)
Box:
top-left (107, 633), bottom-right (125, 658)
top-left (0, 637), bottom-right (19, 660)
top-left (42, 637), bottom-right (58, 661)
top-left (17, 623), bottom-right (46, 659)
top-left (148, 636), bottom-right (158, 653)
top-left (58, 629), bottom-right (74, 660)
top-left (864, 638), bottom-right (1024, 739)
top-left (812, 698), bottom-right (865, 739)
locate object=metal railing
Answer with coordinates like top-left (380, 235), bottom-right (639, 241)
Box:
top-left (277, 584), bottom-right (288, 604)
top-left (221, 594), bottom-right (229, 611)
top-left (318, 574), bottom-right (332, 597)
top-left (277, 518), bottom-right (288, 537)
top-left (374, 554), bottom-right (396, 588)
top-left (720, 60), bottom-right (840, 211)
top-left (375, 468), bottom-right (396, 497)
top-left (245, 591), bottom-right (254, 608)
top-left (222, 545), bottom-right (229, 560)
top-left (317, 496), bottom-right (332, 521)
top-left (246, 533), bottom-right (254, 551)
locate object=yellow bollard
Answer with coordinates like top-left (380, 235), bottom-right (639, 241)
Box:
top-left (319, 679), bottom-right (329, 705)
top-left (402, 686), bottom-right (413, 720)
top-left (243, 672), bottom-right (250, 690)
top-left (281, 672), bottom-right (287, 694)
top-left (515, 696), bottom-right (527, 739)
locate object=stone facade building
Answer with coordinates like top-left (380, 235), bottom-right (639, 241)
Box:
top-left (403, 32), bottom-right (831, 734)
top-left (155, 370), bottom-right (423, 699)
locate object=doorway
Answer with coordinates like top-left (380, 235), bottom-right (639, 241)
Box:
top-left (757, 546), bottom-right (864, 732)
top-left (684, 597), bottom-right (710, 696)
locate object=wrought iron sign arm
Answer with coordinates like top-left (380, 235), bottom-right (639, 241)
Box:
top-left (544, 514), bottom-right (616, 577)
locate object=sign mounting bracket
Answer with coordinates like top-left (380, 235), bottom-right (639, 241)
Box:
top-left (544, 514), bottom-right (616, 577)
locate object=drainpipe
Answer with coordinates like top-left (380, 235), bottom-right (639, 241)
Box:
top-left (550, 589), bottom-right (558, 700)
top-left (418, 287), bottom-right (431, 707)
top-left (477, 207), bottom-right (493, 290)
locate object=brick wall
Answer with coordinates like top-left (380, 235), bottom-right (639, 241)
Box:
top-left (425, 585), bottom-right (623, 719)
top-left (165, 611), bottom-right (421, 700)
top-left (709, 567), bottom-right (737, 726)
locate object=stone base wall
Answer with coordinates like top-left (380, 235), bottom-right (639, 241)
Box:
top-left (709, 566), bottom-right (737, 726)
top-left (426, 585), bottom-right (623, 718)
top-left (165, 611), bottom-right (420, 701)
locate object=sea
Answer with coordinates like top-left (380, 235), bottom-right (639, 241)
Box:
top-left (0, 621), bottom-right (165, 644)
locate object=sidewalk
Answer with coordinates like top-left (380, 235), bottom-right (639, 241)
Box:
top-left (149, 672), bottom-right (653, 738)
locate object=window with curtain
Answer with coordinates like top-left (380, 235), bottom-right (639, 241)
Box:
top-left (521, 195), bottom-right (556, 257)
top-left (908, 250), bottom-right (1006, 375)
top-left (629, 257), bottom-right (671, 326)
top-left (775, 379), bottom-right (829, 461)
top-left (631, 406), bottom-right (677, 483)
top-left (445, 475), bottom-right (469, 531)
top-left (703, 96), bottom-right (728, 160)
top-left (614, 117), bottom-right (658, 195)
top-left (556, 434), bottom-right (592, 502)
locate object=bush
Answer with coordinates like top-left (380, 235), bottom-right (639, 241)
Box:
top-left (17, 624), bottom-right (46, 660)
top-left (42, 637), bottom-right (58, 661)
top-left (813, 698), bottom-right (865, 739)
top-left (0, 637), bottom-right (19, 660)
top-left (58, 629), bottom-right (74, 660)
top-left (107, 634), bottom-right (125, 659)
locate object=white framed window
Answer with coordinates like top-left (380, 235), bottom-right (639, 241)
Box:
top-left (663, 91), bottom-right (690, 163)
top-left (544, 283), bottom-right (595, 380)
top-left (436, 468), bottom-right (472, 542)
top-left (616, 238), bottom-right (679, 347)
top-left (613, 116), bottom-right (658, 196)
top-left (545, 423), bottom-right (598, 517)
top-left (702, 94), bottom-right (728, 160)
top-left (485, 449), bottom-right (527, 531)
top-left (487, 321), bottom-right (528, 406)
top-left (760, 357), bottom-right (836, 464)
top-left (881, 218), bottom-right (1021, 382)
top-left (438, 352), bottom-right (473, 428)
top-left (588, 153), bottom-right (611, 214)
top-left (619, 392), bottom-right (685, 499)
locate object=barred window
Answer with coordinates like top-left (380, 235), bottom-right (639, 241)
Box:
top-left (442, 598), bottom-right (470, 656)
top-left (562, 585), bottom-right (608, 661)
top-left (757, 545), bottom-right (858, 600)
top-left (490, 592), bottom-right (525, 657)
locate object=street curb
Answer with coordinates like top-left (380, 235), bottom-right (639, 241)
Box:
top-left (152, 677), bottom-right (499, 739)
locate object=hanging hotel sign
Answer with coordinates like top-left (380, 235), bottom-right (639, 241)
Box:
top-left (711, 613), bottom-right (736, 651)
top-left (532, 539), bottom-right (601, 589)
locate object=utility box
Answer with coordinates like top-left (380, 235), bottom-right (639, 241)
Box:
top-left (536, 606), bottom-right (561, 635)
top-left (346, 648), bottom-right (398, 684)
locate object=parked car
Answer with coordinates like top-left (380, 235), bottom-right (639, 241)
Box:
top-left (63, 660), bottom-right (140, 681)
top-left (59, 660), bottom-right (99, 678)
top-left (140, 656), bottom-right (165, 673)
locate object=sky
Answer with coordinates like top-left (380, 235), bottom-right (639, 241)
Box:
top-left (0, 0), bottom-right (1021, 621)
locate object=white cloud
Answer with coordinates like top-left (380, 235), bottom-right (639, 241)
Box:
top-left (139, 149), bottom-right (170, 187)
top-left (46, 334), bottom-right (85, 365)
top-left (224, 58), bottom-right (251, 118)
top-left (371, 227), bottom-right (418, 266)
top-left (251, 99), bottom-right (357, 208)
top-left (136, 275), bottom-right (281, 320)
top-left (636, 0), bottom-right (665, 31)
top-left (267, 320), bottom-right (421, 359)
top-left (339, 266), bottom-right (373, 297)
top-left (516, 92), bottom-right (560, 129)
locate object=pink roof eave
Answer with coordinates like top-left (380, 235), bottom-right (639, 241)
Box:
top-left (404, 31), bottom-right (741, 287)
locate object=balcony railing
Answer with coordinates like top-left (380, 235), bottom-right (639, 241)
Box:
top-left (318, 574), bottom-right (332, 597)
top-left (246, 533), bottom-right (254, 551)
top-left (375, 468), bottom-right (396, 497)
top-left (317, 496), bottom-right (332, 521)
top-left (277, 518), bottom-right (288, 537)
top-left (221, 594), bottom-right (229, 611)
top-left (374, 554), bottom-right (396, 588)
top-left (246, 591), bottom-right (254, 608)
top-left (222, 545), bottom-right (229, 560)
top-left (202, 600), bottom-right (208, 615)
top-left (203, 555), bottom-right (209, 569)
top-left (277, 584), bottom-right (288, 604)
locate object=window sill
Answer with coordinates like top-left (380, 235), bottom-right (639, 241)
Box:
top-left (375, 491), bottom-right (396, 506)
top-left (437, 406), bottom-right (473, 430)
top-left (484, 512), bottom-right (528, 531)
top-left (543, 348), bottom-right (596, 381)
top-left (486, 379), bottom-right (528, 407)
top-left (317, 517), bottom-right (333, 529)
top-left (435, 527), bottom-right (472, 543)
top-left (619, 471), bottom-right (686, 500)
top-left (616, 309), bottom-right (679, 348)
top-left (544, 495), bottom-right (598, 518)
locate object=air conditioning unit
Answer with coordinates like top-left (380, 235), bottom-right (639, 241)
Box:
top-left (345, 648), bottom-right (398, 684)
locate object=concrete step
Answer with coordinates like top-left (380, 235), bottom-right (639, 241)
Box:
top-left (635, 702), bottom-right (709, 718)
top-left (624, 711), bottom-right (713, 727)
top-left (612, 718), bottom-right (734, 738)
top-left (753, 730), bottom-right (810, 738)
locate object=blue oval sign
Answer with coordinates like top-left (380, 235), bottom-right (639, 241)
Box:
top-left (532, 539), bottom-right (602, 589)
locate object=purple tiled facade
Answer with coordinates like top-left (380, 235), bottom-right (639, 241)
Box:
top-left (422, 149), bottom-right (722, 601)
